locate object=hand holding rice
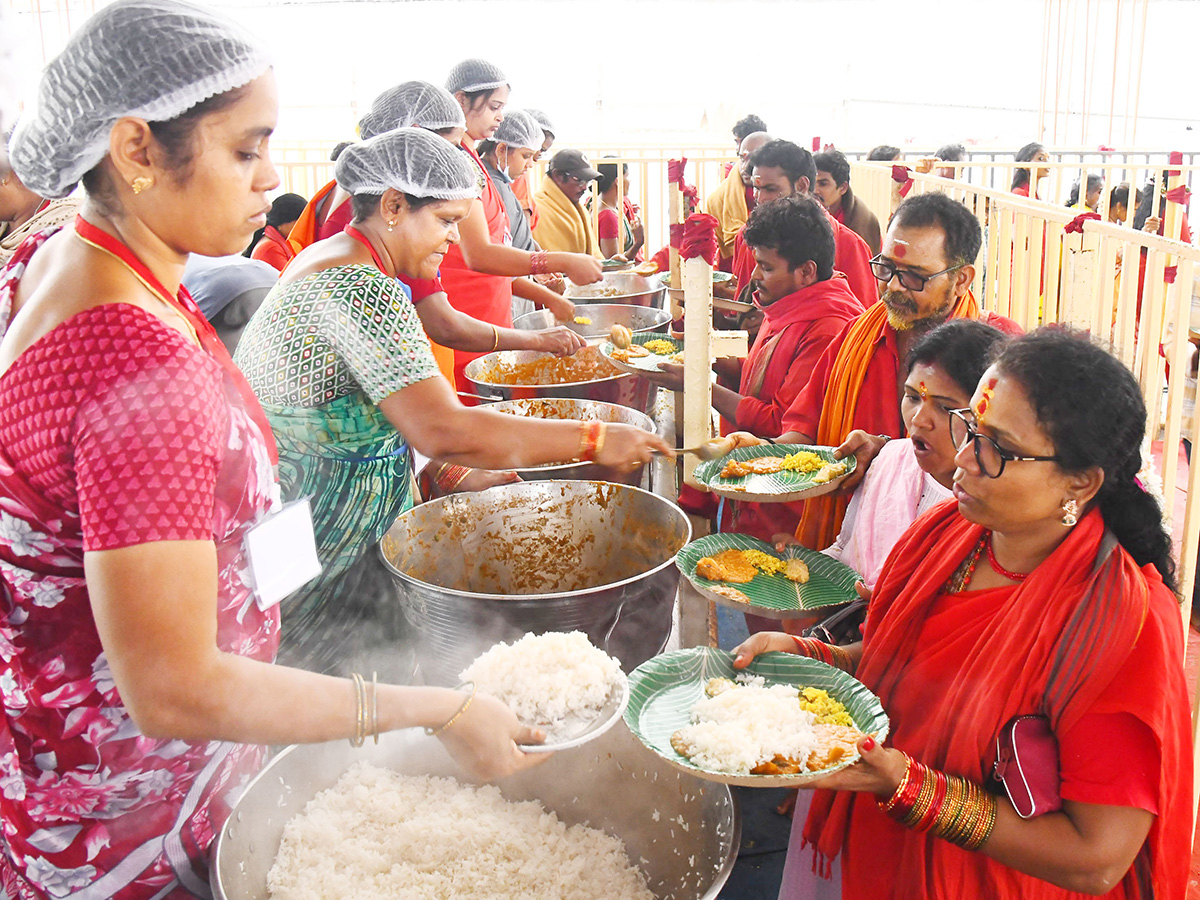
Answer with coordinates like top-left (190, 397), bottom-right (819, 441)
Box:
top-left (460, 631), bottom-right (624, 741)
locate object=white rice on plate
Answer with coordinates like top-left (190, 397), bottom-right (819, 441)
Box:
top-left (671, 675), bottom-right (860, 775)
top-left (459, 631), bottom-right (623, 740)
top-left (267, 762), bottom-right (653, 900)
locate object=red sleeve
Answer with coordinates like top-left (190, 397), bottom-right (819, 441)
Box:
top-left (316, 200), bottom-right (353, 241)
top-left (74, 323), bottom-right (228, 551)
top-left (1058, 712), bottom-right (1159, 813)
top-left (733, 232), bottom-right (757, 298)
top-left (597, 208), bottom-right (619, 241)
top-left (397, 273), bottom-right (444, 303)
top-left (833, 225), bottom-right (877, 306)
top-left (780, 326), bottom-right (845, 437)
top-left (250, 238), bottom-right (288, 273)
top-left (736, 318), bottom-right (846, 436)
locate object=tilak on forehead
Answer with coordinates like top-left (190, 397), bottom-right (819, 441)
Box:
top-left (917, 381), bottom-right (928, 400)
top-left (973, 377), bottom-right (998, 423)
top-left (892, 240), bottom-right (908, 259)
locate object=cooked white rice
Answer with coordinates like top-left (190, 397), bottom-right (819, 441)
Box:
top-left (459, 631), bottom-right (622, 739)
top-left (267, 763), bottom-right (653, 900)
top-left (674, 677), bottom-right (820, 774)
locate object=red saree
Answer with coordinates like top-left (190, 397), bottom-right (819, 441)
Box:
top-left (804, 501), bottom-right (1190, 900)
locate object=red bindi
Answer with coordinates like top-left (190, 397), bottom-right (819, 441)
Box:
top-left (893, 245), bottom-right (907, 258)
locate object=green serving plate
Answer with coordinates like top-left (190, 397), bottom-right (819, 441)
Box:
top-left (624, 647), bottom-right (889, 787)
top-left (676, 533), bottom-right (859, 618)
top-left (692, 443), bottom-right (856, 503)
top-left (600, 332), bottom-right (684, 375)
top-left (655, 270), bottom-right (735, 287)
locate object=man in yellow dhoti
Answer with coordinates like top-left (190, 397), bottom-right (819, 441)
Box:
top-left (532, 149), bottom-right (603, 256)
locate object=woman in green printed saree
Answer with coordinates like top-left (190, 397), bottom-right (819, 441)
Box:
top-left (236, 129), bottom-right (670, 674)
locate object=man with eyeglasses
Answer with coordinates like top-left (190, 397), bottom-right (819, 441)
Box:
top-left (730, 139), bottom-right (876, 307)
top-left (531, 148), bottom-right (603, 257)
top-left (779, 192), bottom-right (1022, 550)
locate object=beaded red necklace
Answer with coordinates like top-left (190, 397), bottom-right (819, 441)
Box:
top-left (985, 533), bottom-right (1029, 582)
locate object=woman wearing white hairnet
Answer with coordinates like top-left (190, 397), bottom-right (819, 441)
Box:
top-left (233, 128), bottom-right (670, 677)
top-left (439, 58), bottom-right (604, 394)
top-left (0, 4), bottom-right (591, 897)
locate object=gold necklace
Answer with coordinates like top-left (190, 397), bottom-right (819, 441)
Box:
top-left (73, 230), bottom-right (200, 345)
top-left (946, 533), bottom-right (989, 594)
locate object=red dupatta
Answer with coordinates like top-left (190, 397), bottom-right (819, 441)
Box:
top-left (804, 501), bottom-right (1190, 899)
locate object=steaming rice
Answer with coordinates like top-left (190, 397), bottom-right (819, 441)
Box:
top-left (460, 631), bottom-right (623, 740)
top-left (267, 763), bottom-right (654, 900)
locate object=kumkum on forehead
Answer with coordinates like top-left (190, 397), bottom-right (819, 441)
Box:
top-left (973, 378), bottom-right (998, 423)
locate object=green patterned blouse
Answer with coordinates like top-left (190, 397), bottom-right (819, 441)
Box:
top-left (235, 264), bottom-right (440, 406)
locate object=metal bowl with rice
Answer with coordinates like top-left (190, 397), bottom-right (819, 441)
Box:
top-left (210, 724), bottom-right (738, 900)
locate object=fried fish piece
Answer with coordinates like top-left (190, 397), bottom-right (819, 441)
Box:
top-left (708, 584), bottom-right (752, 604)
top-left (784, 558), bottom-right (810, 583)
top-left (696, 549), bottom-right (758, 583)
top-left (721, 456), bottom-right (787, 478)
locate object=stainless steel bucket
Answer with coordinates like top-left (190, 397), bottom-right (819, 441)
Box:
top-left (379, 480), bottom-right (691, 683)
top-left (488, 397), bottom-right (656, 484)
top-left (210, 724), bottom-right (738, 900)
top-left (564, 272), bottom-right (666, 308)
top-left (463, 345), bottom-right (654, 415)
top-left (513, 303), bottom-right (672, 340)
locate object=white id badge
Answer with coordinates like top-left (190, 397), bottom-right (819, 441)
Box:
top-left (244, 498), bottom-right (323, 611)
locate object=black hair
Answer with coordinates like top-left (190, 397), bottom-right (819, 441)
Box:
top-left (82, 84), bottom-right (250, 214)
top-left (741, 194), bottom-right (835, 280)
top-left (1011, 141), bottom-right (1045, 190)
top-left (349, 191), bottom-right (441, 223)
top-left (935, 143), bottom-right (966, 162)
top-left (596, 161), bottom-right (628, 194)
top-left (814, 149), bottom-right (850, 187)
top-left (245, 193), bottom-right (308, 257)
top-left (890, 192), bottom-right (982, 268)
top-left (1133, 172), bottom-right (1168, 232)
top-left (1109, 182), bottom-right (1141, 214)
top-left (477, 138), bottom-right (499, 158)
top-left (459, 86), bottom-right (506, 112)
top-left (1065, 173), bottom-right (1104, 208)
top-left (747, 140), bottom-right (816, 192)
top-left (866, 144), bottom-right (901, 162)
top-left (995, 328), bottom-right (1176, 590)
top-left (733, 114), bottom-right (768, 144)
top-left (906, 319), bottom-right (1007, 396)
top-left (330, 141), bottom-right (353, 162)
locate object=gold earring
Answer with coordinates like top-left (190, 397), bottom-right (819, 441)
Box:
top-left (387, 219), bottom-right (396, 232)
top-left (131, 176), bottom-right (154, 195)
top-left (1061, 498), bottom-right (1078, 527)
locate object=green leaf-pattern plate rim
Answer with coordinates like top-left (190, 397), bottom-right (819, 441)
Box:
top-left (655, 271), bottom-right (735, 287)
top-left (693, 443), bottom-right (856, 503)
top-left (600, 332), bottom-right (684, 375)
top-left (676, 533), bottom-right (860, 617)
top-left (624, 647), bottom-right (889, 787)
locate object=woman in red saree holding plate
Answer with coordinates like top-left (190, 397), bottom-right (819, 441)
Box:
top-left (738, 328), bottom-right (1190, 899)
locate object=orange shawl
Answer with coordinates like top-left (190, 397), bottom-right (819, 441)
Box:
top-left (805, 503), bottom-right (1190, 900)
top-left (795, 291), bottom-right (980, 549)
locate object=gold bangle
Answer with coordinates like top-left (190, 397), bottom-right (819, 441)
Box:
top-left (490, 323), bottom-right (500, 352)
top-left (426, 683), bottom-right (476, 737)
top-left (349, 673), bottom-right (366, 748)
top-left (370, 671), bottom-right (379, 745)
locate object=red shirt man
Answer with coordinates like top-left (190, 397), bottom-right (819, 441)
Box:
top-left (778, 192), bottom-right (1022, 549)
top-left (730, 140), bottom-right (876, 306)
top-left (649, 195), bottom-right (863, 541)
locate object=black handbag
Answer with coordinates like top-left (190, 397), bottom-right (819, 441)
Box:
top-left (801, 598), bottom-right (868, 646)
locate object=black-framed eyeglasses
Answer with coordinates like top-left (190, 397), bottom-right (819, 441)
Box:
top-left (869, 255), bottom-right (963, 292)
top-left (948, 408), bottom-right (1060, 479)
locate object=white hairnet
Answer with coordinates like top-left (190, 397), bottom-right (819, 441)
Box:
top-left (335, 129), bottom-right (479, 201)
top-left (492, 110), bottom-right (543, 152)
top-left (8, 0), bottom-right (271, 199)
top-left (445, 58), bottom-right (507, 95)
top-left (358, 81), bottom-right (464, 139)
top-left (526, 109), bottom-right (555, 135)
